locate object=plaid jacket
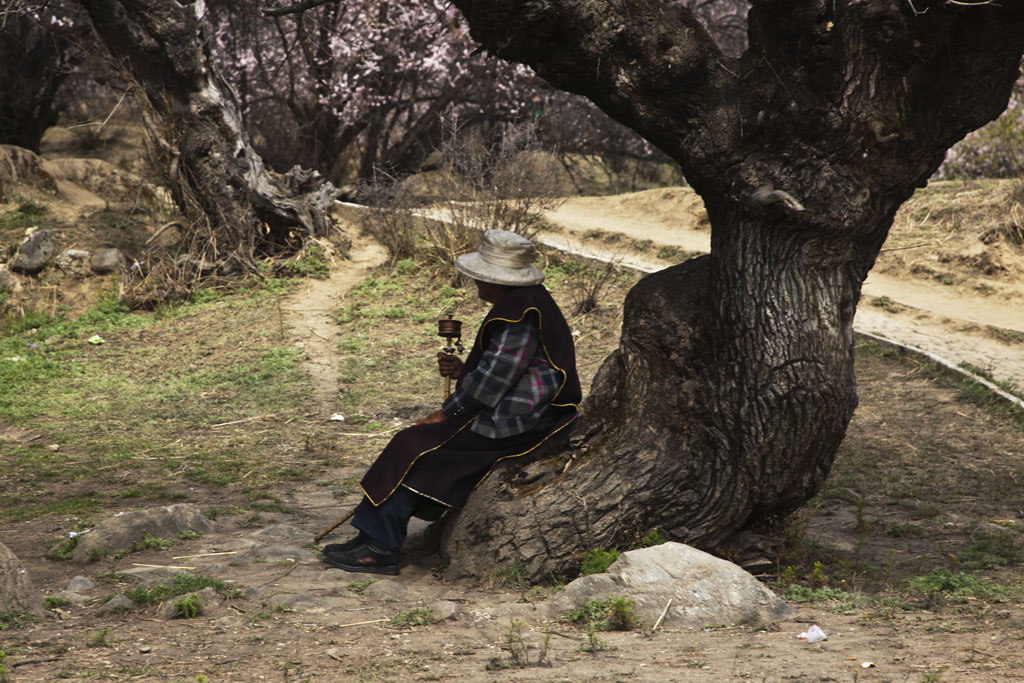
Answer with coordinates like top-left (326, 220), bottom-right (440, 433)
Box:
top-left (441, 315), bottom-right (562, 438)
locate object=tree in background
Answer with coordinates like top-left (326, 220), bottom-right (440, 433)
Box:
top-left (206, 0), bottom-right (545, 186)
top-left (436, 0), bottom-right (1024, 580)
top-left (76, 0), bottom-right (337, 280)
top-left (0, 2), bottom-right (83, 153)
top-left (938, 78), bottom-right (1024, 180)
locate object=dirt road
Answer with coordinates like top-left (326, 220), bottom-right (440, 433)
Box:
top-left (544, 188), bottom-right (1024, 393)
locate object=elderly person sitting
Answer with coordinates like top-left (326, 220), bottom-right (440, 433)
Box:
top-left (322, 230), bottom-right (581, 575)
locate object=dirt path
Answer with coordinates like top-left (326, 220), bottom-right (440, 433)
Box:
top-left (545, 190), bottom-right (1024, 391)
top-left (282, 230), bottom-right (387, 417)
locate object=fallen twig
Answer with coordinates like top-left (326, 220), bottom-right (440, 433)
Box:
top-left (337, 618), bottom-right (389, 628)
top-left (652, 598), bottom-right (673, 631)
top-left (171, 551), bottom-right (239, 560)
top-left (131, 563), bottom-right (196, 570)
top-left (211, 412), bottom-right (285, 428)
top-left (12, 656), bottom-right (61, 668)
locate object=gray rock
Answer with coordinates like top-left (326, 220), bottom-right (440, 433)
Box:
top-left (0, 542), bottom-right (45, 617)
top-left (72, 504), bottom-right (212, 562)
top-left (68, 575), bottom-right (95, 593)
top-left (97, 594), bottom-right (135, 615)
top-left (89, 247), bottom-right (125, 275)
top-left (0, 264), bottom-right (22, 292)
top-left (544, 542), bottom-right (793, 629)
top-left (249, 543), bottom-right (318, 565)
top-left (122, 565), bottom-right (192, 582)
top-left (211, 615), bottom-right (247, 630)
top-left (431, 599), bottom-right (461, 622)
top-left (248, 524), bottom-right (308, 541)
top-left (243, 587), bottom-right (263, 601)
top-left (266, 593), bottom-right (329, 612)
top-left (366, 578), bottom-right (407, 601)
top-left (48, 589), bottom-right (91, 605)
top-left (54, 248), bottom-right (91, 275)
top-left (9, 230), bottom-right (56, 274)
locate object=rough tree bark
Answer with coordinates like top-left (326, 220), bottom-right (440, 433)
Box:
top-left (441, 0), bottom-right (1024, 580)
top-left (77, 0), bottom-right (337, 270)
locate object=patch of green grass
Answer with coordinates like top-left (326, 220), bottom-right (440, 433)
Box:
top-left (886, 522), bottom-right (926, 538)
top-left (564, 596), bottom-right (637, 631)
top-left (958, 361), bottom-right (1023, 399)
top-left (47, 535), bottom-right (79, 561)
top-left (579, 548), bottom-right (619, 576)
top-left (908, 569), bottom-right (1002, 605)
top-left (782, 585), bottom-right (863, 613)
top-left (921, 362), bottom-right (1024, 430)
top-left (131, 533), bottom-right (172, 552)
top-left (389, 608), bottom-right (435, 628)
top-left (640, 529), bottom-right (665, 546)
top-left (88, 629), bottom-right (113, 648)
top-left (122, 574), bottom-right (241, 607)
top-left (347, 578), bottom-right (378, 594)
top-left (870, 295), bottom-right (904, 313)
top-left (43, 596), bottom-right (72, 609)
top-left (486, 560), bottom-right (530, 590)
top-left (0, 608), bottom-right (31, 631)
top-left (1, 287), bottom-right (316, 516)
top-left (957, 528), bottom-right (1021, 570)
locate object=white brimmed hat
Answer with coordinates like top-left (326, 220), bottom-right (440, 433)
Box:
top-left (455, 230), bottom-right (544, 286)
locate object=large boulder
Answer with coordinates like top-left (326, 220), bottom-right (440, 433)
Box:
top-left (9, 230), bottom-right (56, 275)
top-left (544, 542), bottom-right (793, 629)
top-left (72, 504), bottom-right (212, 562)
top-left (0, 541), bottom-right (45, 618)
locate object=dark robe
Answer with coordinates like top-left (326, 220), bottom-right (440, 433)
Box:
top-left (359, 285), bottom-right (581, 508)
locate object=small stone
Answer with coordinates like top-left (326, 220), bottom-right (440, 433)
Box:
top-left (0, 264), bottom-right (22, 292)
top-left (90, 248), bottom-right (125, 275)
top-left (97, 594), bottom-right (135, 615)
top-left (431, 600), bottom-right (461, 622)
top-left (9, 230), bottom-right (56, 274)
top-left (139, 646), bottom-right (152, 653)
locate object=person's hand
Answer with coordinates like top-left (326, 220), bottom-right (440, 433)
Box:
top-left (412, 409), bottom-right (446, 426)
top-left (436, 351), bottom-right (463, 379)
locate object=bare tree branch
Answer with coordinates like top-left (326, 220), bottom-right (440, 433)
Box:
top-left (262, 0), bottom-right (334, 18)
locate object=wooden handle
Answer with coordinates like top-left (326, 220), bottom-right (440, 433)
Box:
top-left (313, 508), bottom-right (355, 543)
top-left (444, 375), bottom-right (452, 400)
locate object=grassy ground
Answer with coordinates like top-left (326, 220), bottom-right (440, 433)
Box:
top-left (3, 238), bottom-right (1024, 650)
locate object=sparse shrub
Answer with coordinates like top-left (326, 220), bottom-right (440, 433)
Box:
top-left (88, 629), bottom-right (113, 648)
top-left (486, 619), bottom-right (551, 669)
top-left (486, 560), bottom-right (529, 590)
top-left (565, 596), bottom-right (637, 632)
top-left (909, 569), bottom-right (1001, 606)
top-left (47, 535), bottom-right (79, 561)
top-left (957, 527), bottom-right (1021, 570)
top-left (579, 548), bottom-right (619, 576)
top-left (389, 608), bottom-right (434, 627)
top-left (173, 594), bottom-right (205, 619)
top-left (131, 533), bottom-right (172, 552)
top-left (641, 529), bottom-right (665, 547)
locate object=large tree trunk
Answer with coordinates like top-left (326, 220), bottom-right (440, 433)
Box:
top-left (78, 0), bottom-right (337, 270)
top-left (443, 0), bottom-right (1024, 581)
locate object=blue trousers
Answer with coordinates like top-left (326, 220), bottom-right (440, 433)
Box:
top-left (351, 486), bottom-right (428, 552)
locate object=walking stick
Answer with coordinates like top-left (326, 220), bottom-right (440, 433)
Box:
top-left (438, 315), bottom-right (464, 399)
top-left (314, 508), bottom-right (355, 543)
top-left (316, 318), bottom-right (464, 544)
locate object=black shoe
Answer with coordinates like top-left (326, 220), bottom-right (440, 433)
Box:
top-left (323, 541), bottom-right (400, 575)
top-left (323, 532), bottom-right (368, 555)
